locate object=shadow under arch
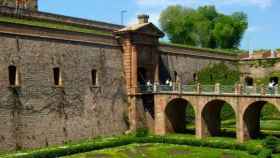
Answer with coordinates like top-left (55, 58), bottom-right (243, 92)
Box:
top-left (165, 98), bottom-right (195, 134)
top-left (202, 99), bottom-right (236, 137)
top-left (243, 101), bottom-right (280, 139)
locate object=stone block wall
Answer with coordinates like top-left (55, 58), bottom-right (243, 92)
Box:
top-left (159, 45), bottom-right (238, 84)
top-left (0, 35), bottom-right (128, 150)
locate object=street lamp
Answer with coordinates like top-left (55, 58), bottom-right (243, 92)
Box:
top-left (121, 10), bottom-right (127, 25)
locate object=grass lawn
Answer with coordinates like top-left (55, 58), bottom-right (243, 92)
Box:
top-left (0, 16), bottom-right (111, 36)
top-left (61, 143), bottom-right (256, 158)
top-left (274, 154), bottom-right (280, 158)
top-left (221, 119), bottom-right (280, 131)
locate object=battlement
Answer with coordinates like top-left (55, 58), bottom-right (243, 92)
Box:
top-left (240, 50), bottom-right (280, 60)
top-left (0, 0), bottom-right (38, 11)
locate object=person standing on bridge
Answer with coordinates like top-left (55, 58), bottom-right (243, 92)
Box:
top-left (268, 81), bottom-right (275, 95)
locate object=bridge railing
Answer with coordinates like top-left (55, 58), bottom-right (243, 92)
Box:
top-left (220, 85), bottom-right (235, 94)
top-left (136, 83), bottom-right (280, 96)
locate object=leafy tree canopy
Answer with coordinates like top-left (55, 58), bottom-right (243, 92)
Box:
top-left (159, 5), bottom-right (248, 49)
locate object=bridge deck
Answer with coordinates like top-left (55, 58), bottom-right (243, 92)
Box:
top-left (137, 84), bottom-right (280, 98)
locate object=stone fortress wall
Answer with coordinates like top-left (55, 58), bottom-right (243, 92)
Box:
top-left (0, 1), bottom-right (275, 151)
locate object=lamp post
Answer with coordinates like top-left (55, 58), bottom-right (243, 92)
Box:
top-left (121, 10), bottom-right (127, 25)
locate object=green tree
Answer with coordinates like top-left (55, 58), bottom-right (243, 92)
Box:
top-left (159, 5), bottom-right (248, 49)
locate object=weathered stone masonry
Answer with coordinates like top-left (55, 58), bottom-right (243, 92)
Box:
top-left (0, 20), bottom-right (128, 150)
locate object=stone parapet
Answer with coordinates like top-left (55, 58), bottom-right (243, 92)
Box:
top-left (159, 44), bottom-right (238, 61)
top-left (0, 6), bottom-right (123, 33)
top-left (0, 22), bottom-right (119, 47)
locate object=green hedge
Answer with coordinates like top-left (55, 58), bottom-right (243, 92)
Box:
top-left (257, 149), bottom-right (272, 158)
top-left (3, 135), bottom-right (269, 158)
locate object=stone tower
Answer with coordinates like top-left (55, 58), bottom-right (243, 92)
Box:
top-left (0, 0), bottom-right (38, 11)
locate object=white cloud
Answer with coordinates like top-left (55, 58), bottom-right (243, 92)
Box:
top-left (136, 0), bottom-right (199, 7)
top-left (247, 26), bottom-right (261, 32)
top-left (219, 0), bottom-right (272, 9)
top-left (136, 0), bottom-right (273, 9)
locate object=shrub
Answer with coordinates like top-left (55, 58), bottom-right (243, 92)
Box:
top-left (135, 128), bottom-right (149, 137)
top-left (5, 135), bottom-right (262, 158)
top-left (262, 136), bottom-right (280, 152)
top-left (257, 149), bottom-right (272, 158)
top-left (274, 145), bottom-right (280, 153)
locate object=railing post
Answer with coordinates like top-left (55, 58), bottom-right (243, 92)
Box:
top-left (178, 82), bottom-right (182, 94)
top-left (172, 81), bottom-right (176, 92)
top-left (235, 83), bottom-right (242, 95)
top-left (253, 83), bottom-right (257, 95)
top-left (197, 83), bottom-right (201, 94)
top-left (275, 86), bottom-right (279, 96)
top-left (153, 82), bottom-right (158, 93)
top-left (215, 83), bottom-right (220, 94)
top-left (261, 85), bottom-right (266, 96)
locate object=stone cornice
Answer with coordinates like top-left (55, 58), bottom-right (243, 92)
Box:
top-left (0, 22), bottom-right (120, 47)
top-left (159, 44), bottom-right (238, 61)
top-left (0, 6), bottom-right (124, 33)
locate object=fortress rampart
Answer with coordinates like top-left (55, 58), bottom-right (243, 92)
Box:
top-left (0, 4), bottom-right (277, 151)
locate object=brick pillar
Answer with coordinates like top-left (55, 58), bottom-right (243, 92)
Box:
top-left (153, 49), bottom-right (160, 84)
top-left (131, 45), bottom-right (138, 95)
top-left (154, 95), bottom-right (167, 135)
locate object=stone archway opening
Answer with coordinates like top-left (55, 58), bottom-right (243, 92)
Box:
top-left (243, 101), bottom-right (280, 139)
top-left (202, 100), bottom-right (236, 138)
top-left (165, 98), bottom-right (195, 134)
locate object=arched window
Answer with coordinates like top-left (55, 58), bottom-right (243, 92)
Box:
top-left (91, 69), bottom-right (98, 86)
top-left (8, 65), bottom-right (18, 86)
top-left (193, 73), bottom-right (197, 82)
top-left (53, 67), bottom-right (61, 86)
top-left (245, 77), bottom-right (254, 86)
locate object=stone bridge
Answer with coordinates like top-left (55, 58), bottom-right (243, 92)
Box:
top-left (136, 84), bottom-right (280, 143)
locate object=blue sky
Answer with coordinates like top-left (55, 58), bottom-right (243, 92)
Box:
top-left (39, 0), bottom-right (280, 50)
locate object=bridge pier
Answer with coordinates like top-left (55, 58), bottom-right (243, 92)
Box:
top-left (237, 114), bottom-right (247, 143)
top-left (195, 111), bottom-right (206, 139)
top-left (154, 95), bottom-right (166, 135)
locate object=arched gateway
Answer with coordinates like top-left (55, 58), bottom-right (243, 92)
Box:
top-left (201, 100), bottom-right (236, 137)
top-left (165, 98), bottom-right (195, 133)
top-left (242, 101), bottom-right (280, 139)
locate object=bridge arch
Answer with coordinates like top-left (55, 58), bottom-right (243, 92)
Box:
top-left (165, 98), bottom-right (196, 134)
top-left (201, 99), bottom-right (237, 137)
top-left (242, 100), bottom-right (280, 139)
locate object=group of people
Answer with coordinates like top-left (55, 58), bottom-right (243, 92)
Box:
top-left (145, 79), bottom-right (174, 87)
top-left (268, 80), bottom-right (278, 94)
top-left (143, 79), bottom-right (174, 92)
